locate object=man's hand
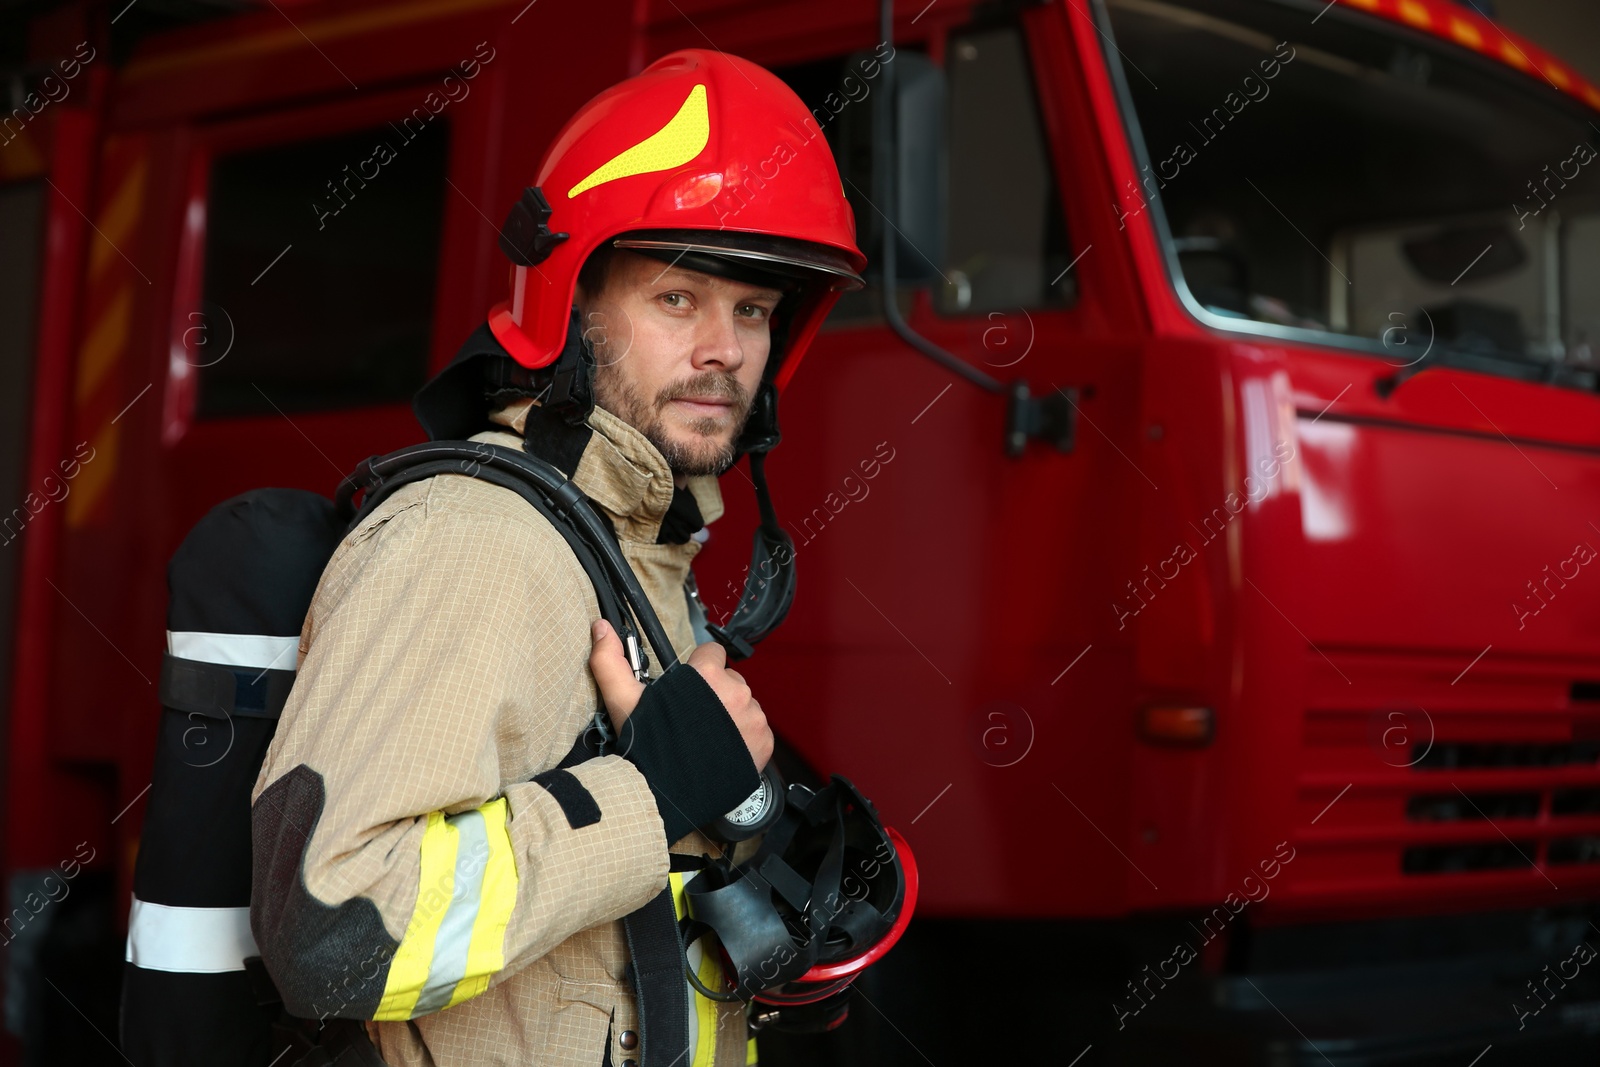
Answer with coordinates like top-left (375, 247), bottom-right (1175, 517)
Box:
top-left (589, 619), bottom-right (774, 769)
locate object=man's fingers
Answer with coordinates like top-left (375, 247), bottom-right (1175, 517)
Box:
top-left (676, 638), bottom-right (772, 772)
top-left (589, 620), bottom-right (643, 718)
top-left (687, 639), bottom-right (728, 673)
top-left (752, 730), bottom-right (774, 769)
top-left (590, 618), bottom-right (621, 656)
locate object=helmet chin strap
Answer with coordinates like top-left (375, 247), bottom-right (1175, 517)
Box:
top-left (540, 306), bottom-right (598, 425)
top-left (511, 311), bottom-right (797, 662)
top-left (708, 381), bottom-right (797, 660)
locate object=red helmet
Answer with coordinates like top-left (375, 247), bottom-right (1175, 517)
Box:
top-left (488, 48), bottom-right (867, 393)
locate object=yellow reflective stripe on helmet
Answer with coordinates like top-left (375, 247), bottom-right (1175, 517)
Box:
top-left (374, 799), bottom-right (520, 1020)
top-left (446, 797), bottom-right (518, 1007)
top-left (376, 810), bottom-right (457, 1019)
top-left (567, 84), bottom-right (709, 199)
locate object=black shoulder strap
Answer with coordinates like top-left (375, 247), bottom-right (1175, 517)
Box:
top-left (624, 890), bottom-right (691, 1067)
top-left (338, 441), bottom-right (677, 675)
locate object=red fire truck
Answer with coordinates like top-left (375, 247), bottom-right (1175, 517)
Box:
top-left (4, 0), bottom-right (1599, 1062)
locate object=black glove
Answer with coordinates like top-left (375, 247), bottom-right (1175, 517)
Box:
top-left (615, 663), bottom-right (761, 845)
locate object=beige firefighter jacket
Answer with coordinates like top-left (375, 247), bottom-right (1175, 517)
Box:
top-left (250, 398), bottom-right (755, 1067)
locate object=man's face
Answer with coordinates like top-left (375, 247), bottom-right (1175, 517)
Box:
top-left (576, 250), bottom-right (782, 479)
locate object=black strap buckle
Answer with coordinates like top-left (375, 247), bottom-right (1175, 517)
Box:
top-left (498, 186), bottom-right (569, 266)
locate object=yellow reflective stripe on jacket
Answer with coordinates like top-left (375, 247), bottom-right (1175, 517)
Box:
top-left (746, 1035), bottom-right (758, 1065)
top-left (376, 810), bottom-right (456, 1019)
top-left (375, 798), bottom-right (518, 1020)
top-left (669, 869), bottom-right (724, 1067)
top-left (448, 797), bottom-right (517, 1007)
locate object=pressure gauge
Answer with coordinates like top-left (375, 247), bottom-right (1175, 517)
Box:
top-left (710, 762), bottom-right (786, 842)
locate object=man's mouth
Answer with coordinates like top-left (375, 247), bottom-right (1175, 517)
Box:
top-left (671, 396), bottom-right (736, 417)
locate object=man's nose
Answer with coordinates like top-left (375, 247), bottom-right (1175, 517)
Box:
top-left (691, 305), bottom-right (746, 371)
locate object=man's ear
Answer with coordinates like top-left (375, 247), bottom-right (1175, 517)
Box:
top-left (573, 299), bottom-right (593, 348)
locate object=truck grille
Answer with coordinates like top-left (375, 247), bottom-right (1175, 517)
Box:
top-left (1291, 663), bottom-right (1600, 909)
top-left (1414, 741), bottom-right (1600, 770)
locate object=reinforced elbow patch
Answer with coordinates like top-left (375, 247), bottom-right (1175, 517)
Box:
top-left (251, 765), bottom-right (519, 1021)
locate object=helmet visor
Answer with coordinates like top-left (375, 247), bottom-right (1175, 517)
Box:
top-left (611, 229), bottom-right (865, 292)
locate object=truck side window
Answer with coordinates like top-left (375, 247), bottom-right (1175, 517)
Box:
top-left (775, 25), bottom-right (1074, 323)
top-left (1564, 214), bottom-right (1600, 372)
top-left (1104, 0), bottom-right (1600, 390)
top-left (195, 120), bottom-right (449, 419)
top-left (939, 25), bottom-right (1075, 316)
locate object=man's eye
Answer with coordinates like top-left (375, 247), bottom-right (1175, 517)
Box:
top-left (738, 304), bottom-right (770, 320)
top-left (661, 293), bottom-right (687, 308)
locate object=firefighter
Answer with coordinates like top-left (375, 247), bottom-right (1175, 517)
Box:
top-left (249, 48), bottom-right (867, 1067)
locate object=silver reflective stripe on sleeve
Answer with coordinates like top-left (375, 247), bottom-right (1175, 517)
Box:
top-left (125, 897), bottom-right (259, 973)
top-left (410, 809), bottom-right (490, 1014)
top-left (167, 630), bottom-right (299, 671)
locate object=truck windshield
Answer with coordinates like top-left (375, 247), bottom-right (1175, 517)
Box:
top-left (1103, 0), bottom-right (1600, 388)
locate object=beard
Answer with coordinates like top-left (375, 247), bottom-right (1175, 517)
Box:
top-left (590, 360), bottom-right (752, 477)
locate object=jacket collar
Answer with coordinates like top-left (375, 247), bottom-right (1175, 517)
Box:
top-left (480, 397), bottom-right (725, 545)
